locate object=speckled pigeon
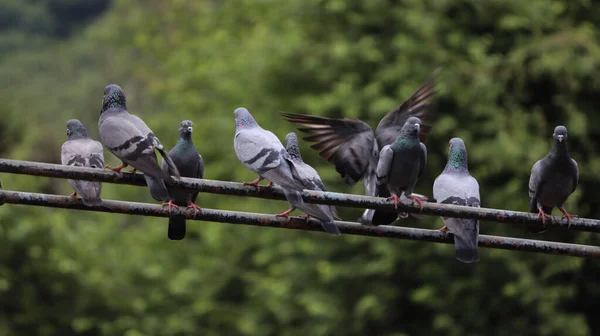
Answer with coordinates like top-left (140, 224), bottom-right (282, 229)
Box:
top-left (433, 138), bottom-right (480, 263)
top-left (98, 84), bottom-right (180, 202)
top-left (285, 132), bottom-right (342, 235)
top-left (61, 119), bottom-right (104, 206)
top-left (160, 120), bottom-right (204, 240)
top-left (282, 78), bottom-right (436, 225)
top-left (234, 107), bottom-right (340, 235)
top-left (528, 125), bottom-right (579, 233)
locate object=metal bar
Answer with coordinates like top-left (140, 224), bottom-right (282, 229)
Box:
top-left (0, 158), bottom-right (598, 232)
top-left (0, 189), bottom-right (596, 258)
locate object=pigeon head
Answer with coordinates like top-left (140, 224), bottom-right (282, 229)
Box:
top-left (66, 119), bottom-right (89, 140)
top-left (398, 116), bottom-right (421, 139)
top-left (285, 132), bottom-right (302, 161)
top-left (444, 137), bottom-right (469, 173)
top-left (234, 107), bottom-right (258, 129)
top-left (553, 125), bottom-right (568, 143)
top-left (179, 120), bottom-right (194, 137)
top-left (101, 84), bottom-right (127, 113)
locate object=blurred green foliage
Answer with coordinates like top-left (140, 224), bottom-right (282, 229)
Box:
top-left (0, 0), bottom-right (600, 335)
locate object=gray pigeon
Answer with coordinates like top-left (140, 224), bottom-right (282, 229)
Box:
top-left (367, 117), bottom-right (427, 225)
top-left (61, 119), bottom-right (104, 206)
top-left (282, 79), bottom-right (436, 225)
top-left (160, 120), bottom-right (204, 240)
top-left (285, 132), bottom-right (342, 235)
top-left (233, 107), bottom-right (340, 235)
top-left (433, 138), bottom-right (480, 263)
top-left (528, 125), bottom-right (579, 233)
top-left (98, 84), bottom-right (180, 202)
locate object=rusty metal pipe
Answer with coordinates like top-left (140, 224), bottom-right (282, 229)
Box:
top-left (0, 189), bottom-right (598, 258)
top-left (0, 158), bottom-right (598, 232)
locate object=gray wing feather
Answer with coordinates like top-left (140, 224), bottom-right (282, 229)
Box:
top-left (234, 129), bottom-right (285, 174)
top-left (528, 160), bottom-right (543, 212)
top-left (571, 158), bottom-right (579, 194)
top-left (418, 142), bottom-right (427, 179)
top-left (282, 113), bottom-right (377, 186)
top-left (61, 139), bottom-right (105, 205)
top-left (376, 145), bottom-right (394, 186)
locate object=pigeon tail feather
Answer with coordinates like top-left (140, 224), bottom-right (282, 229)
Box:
top-left (168, 216), bottom-right (186, 240)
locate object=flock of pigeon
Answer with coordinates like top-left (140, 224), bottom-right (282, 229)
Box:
top-left (59, 80), bottom-right (578, 263)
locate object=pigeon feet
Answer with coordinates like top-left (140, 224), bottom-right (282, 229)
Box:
top-left (244, 177), bottom-right (264, 187)
top-left (439, 225), bottom-right (449, 233)
top-left (69, 192), bottom-right (78, 198)
top-left (105, 163), bottom-right (129, 177)
top-left (266, 182), bottom-right (274, 188)
top-left (407, 195), bottom-right (426, 210)
top-left (275, 207), bottom-right (295, 221)
top-left (299, 214), bottom-right (311, 223)
top-left (128, 168), bottom-right (137, 174)
top-left (559, 208), bottom-right (578, 229)
top-left (388, 194), bottom-right (401, 210)
top-left (187, 202), bottom-right (203, 218)
top-left (537, 209), bottom-right (550, 226)
top-left (161, 200), bottom-right (179, 214)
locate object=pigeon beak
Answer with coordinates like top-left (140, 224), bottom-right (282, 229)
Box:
top-left (187, 127), bottom-right (193, 132)
top-left (558, 135), bottom-right (564, 142)
top-left (415, 123), bottom-right (420, 130)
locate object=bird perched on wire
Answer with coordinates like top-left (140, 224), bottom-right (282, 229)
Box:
top-left (233, 107), bottom-right (341, 236)
top-left (161, 120), bottom-right (204, 240)
top-left (370, 117), bottom-right (428, 225)
top-left (433, 138), bottom-right (480, 263)
top-left (284, 132), bottom-right (342, 235)
top-left (61, 119), bottom-right (104, 206)
top-left (282, 77), bottom-right (437, 225)
top-left (98, 84), bottom-right (180, 202)
top-left (527, 125), bottom-right (579, 233)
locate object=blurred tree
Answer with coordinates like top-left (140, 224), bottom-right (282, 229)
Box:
top-left (0, 0), bottom-right (599, 335)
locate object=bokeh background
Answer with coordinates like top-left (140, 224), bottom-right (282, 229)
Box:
top-left (1, 0), bottom-right (600, 335)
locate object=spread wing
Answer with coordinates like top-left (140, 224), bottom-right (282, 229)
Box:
top-left (282, 113), bottom-right (377, 186)
top-left (375, 79), bottom-right (437, 147)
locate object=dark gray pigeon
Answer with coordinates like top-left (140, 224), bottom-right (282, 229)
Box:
top-left (285, 132), bottom-right (342, 235)
top-left (365, 117), bottom-right (427, 225)
top-left (234, 107), bottom-right (340, 235)
top-left (98, 84), bottom-right (180, 202)
top-left (528, 125), bottom-right (579, 233)
top-left (282, 79), bottom-right (436, 225)
top-left (160, 120), bottom-right (204, 240)
top-left (61, 119), bottom-right (104, 206)
top-left (433, 138), bottom-right (480, 263)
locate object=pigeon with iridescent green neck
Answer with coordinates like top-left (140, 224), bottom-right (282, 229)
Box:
top-left (98, 84), bottom-right (180, 202)
top-left (282, 78), bottom-right (436, 225)
top-left (433, 138), bottom-right (480, 263)
top-left (161, 120), bottom-right (204, 240)
top-left (361, 117), bottom-right (428, 225)
top-left (61, 119), bottom-right (104, 206)
top-left (528, 125), bottom-right (579, 233)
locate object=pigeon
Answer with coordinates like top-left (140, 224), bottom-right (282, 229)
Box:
top-left (282, 78), bottom-right (436, 225)
top-left (160, 120), bottom-right (204, 240)
top-left (98, 84), bottom-right (180, 202)
top-left (61, 119), bottom-right (104, 206)
top-left (528, 125), bottom-right (579, 233)
top-left (233, 107), bottom-right (341, 235)
top-left (370, 117), bottom-right (428, 224)
top-left (285, 132), bottom-right (342, 235)
top-left (433, 138), bottom-right (480, 263)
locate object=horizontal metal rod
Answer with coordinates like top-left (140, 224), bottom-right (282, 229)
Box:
top-left (0, 158), bottom-right (598, 232)
top-left (0, 189), bottom-right (597, 258)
